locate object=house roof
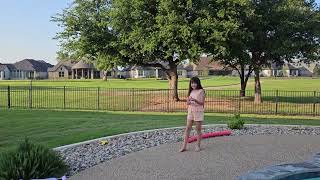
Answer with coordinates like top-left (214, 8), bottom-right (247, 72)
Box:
top-left (188, 57), bottom-right (226, 71)
top-left (121, 66), bottom-right (132, 71)
top-left (129, 65), bottom-right (155, 70)
top-left (48, 60), bottom-right (78, 72)
top-left (287, 64), bottom-right (299, 70)
top-left (184, 64), bottom-right (194, 71)
top-left (6, 64), bottom-right (16, 71)
top-left (119, 57), bottom-right (228, 72)
top-left (177, 64), bottom-right (186, 70)
top-left (305, 63), bottom-right (318, 71)
top-left (72, 60), bottom-right (95, 69)
top-left (0, 64), bottom-right (7, 71)
top-left (14, 59), bottom-right (53, 72)
top-left (0, 64), bottom-right (16, 71)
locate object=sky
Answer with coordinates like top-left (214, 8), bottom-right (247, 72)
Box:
top-left (0, 0), bottom-right (72, 65)
top-left (0, 0), bottom-right (320, 65)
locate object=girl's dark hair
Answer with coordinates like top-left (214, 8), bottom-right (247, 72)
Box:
top-left (188, 77), bottom-right (203, 96)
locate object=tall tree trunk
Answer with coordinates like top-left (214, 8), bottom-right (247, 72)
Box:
top-left (112, 69), bottom-right (117, 78)
top-left (239, 66), bottom-right (252, 97)
top-left (240, 66), bottom-right (246, 97)
top-left (103, 71), bottom-right (107, 81)
top-left (240, 77), bottom-right (247, 97)
top-left (166, 66), bottom-right (179, 101)
top-left (254, 68), bottom-right (262, 104)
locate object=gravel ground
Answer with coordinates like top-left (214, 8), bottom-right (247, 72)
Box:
top-left (56, 125), bottom-right (320, 176)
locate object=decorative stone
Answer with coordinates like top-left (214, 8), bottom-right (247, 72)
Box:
top-left (55, 125), bottom-right (320, 176)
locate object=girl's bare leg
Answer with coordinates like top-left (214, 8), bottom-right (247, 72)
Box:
top-left (179, 120), bottom-right (193, 152)
top-left (195, 121), bottom-right (202, 152)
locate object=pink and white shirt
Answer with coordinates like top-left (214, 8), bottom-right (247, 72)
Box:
top-left (188, 89), bottom-right (205, 112)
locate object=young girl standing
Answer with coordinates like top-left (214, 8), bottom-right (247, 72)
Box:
top-left (179, 77), bottom-right (205, 152)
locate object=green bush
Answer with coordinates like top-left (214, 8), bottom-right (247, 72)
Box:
top-left (0, 139), bottom-right (68, 180)
top-left (228, 114), bottom-right (245, 129)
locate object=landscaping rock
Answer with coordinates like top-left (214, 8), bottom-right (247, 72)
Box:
top-left (56, 125), bottom-right (320, 176)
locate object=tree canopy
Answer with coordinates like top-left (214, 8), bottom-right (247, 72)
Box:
top-left (204, 0), bottom-right (320, 102)
top-left (53, 0), bottom-right (247, 100)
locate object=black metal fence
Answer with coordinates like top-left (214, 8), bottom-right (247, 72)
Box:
top-left (0, 86), bottom-right (319, 116)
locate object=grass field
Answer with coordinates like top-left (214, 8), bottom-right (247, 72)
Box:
top-left (0, 77), bottom-right (320, 91)
top-left (1, 87), bottom-right (319, 115)
top-left (1, 109), bottom-right (320, 153)
top-left (229, 78), bottom-right (320, 91)
top-left (0, 77), bottom-right (239, 89)
top-left (0, 77), bottom-right (319, 116)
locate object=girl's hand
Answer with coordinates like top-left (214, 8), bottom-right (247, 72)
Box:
top-left (186, 97), bottom-right (191, 105)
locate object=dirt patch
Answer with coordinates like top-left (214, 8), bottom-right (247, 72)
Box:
top-left (139, 96), bottom-right (238, 112)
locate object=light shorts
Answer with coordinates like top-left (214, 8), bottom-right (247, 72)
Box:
top-left (187, 110), bottom-right (204, 122)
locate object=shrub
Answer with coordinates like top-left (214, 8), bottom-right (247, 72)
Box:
top-left (228, 114), bottom-right (245, 129)
top-left (0, 138), bottom-right (68, 180)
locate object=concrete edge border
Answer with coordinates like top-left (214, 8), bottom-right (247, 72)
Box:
top-left (53, 124), bottom-right (320, 151)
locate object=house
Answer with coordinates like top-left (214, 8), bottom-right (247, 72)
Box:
top-left (11, 59), bottom-right (53, 79)
top-left (0, 59), bottom-right (53, 80)
top-left (177, 65), bottom-right (188, 78)
top-left (298, 62), bottom-right (320, 77)
top-left (119, 64), bottom-right (187, 79)
top-left (0, 64), bottom-right (16, 80)
top-left (48, 60), bottom-right (77, 79)
top-left (313, 64), bottom-right (320, 76)
top-left (125, 65), bottom-right (156, 78)
top-left (261, 61), bottom-right (320, 77)
top-left (231, 60), bottom-right (320, 77)
top-left (72, 60), bottom-right (104, 79)
top-left (185, 57), bottom-right (232, 77)
top-left (260, 63), bottom-right (291, 77)
top-left (48, 60), bottom-right (117, 80)
top-left (119, 57), bottom-right (231, 79)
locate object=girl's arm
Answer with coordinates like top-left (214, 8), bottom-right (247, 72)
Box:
top-left (186, 96), bottom-right (191, 105)
top-left (192, 90), bottom-right (205, 105)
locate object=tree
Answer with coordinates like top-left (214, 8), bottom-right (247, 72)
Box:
top-left (109, 0), bottom-right (206, 101)
top-left (200, 1), bottom-right (254, 97)
top-left (52, 0), bottom-right (120, 78)
top-left (314, 64), bottom-right (320, 76)
top-left (53, 0), bottom-right (246, 101)
top-left (205, 0), bottom-right (320, 103)
top-left (95, 53), bottom-right (120, 80)
top-left (249, 0), bottom-right (320, 103)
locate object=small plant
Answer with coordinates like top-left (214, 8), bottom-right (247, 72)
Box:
top-left (0, 138), bottom-right (68, 180)
top-left (177, 137), bottom-right (183, 142)
top-left (228, 114), bottom-right (245, 129)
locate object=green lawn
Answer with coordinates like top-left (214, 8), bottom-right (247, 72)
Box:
top-left (0, 76), bottom-right (239, 89)
top-left (1, 109), bottom-right (320, 153)
top-left (1, 77), bottom-right (320, 91)
top-left (226, 77), bottom-right (320, 91)
top-left (0, 77), bottom-right (319, 116)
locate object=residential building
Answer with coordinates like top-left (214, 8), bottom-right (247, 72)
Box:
top-left (0, 59), bottom-right (53, 80)
top-left (48, 60), bottom-right (117, 80)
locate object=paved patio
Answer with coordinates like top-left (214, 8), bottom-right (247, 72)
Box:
top-left (70, 135), bottom-right (320, 180)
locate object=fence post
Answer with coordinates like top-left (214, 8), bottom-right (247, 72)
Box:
top-left (29, 85), bottom-right (32, 109)
top-left (63, 86), bottom-right (66, 109)
top-left (97, 87), bottom-right (100, 111)
top-left (131, 88), bottom-right (134, 111)
top-left (167, 89), bottom-right (170, 112)
top-left (313, 91), bottom-right (316, 116)
top-left (7, 86), bottom-right (10, 109)
top-left (238, 90), bottom-right (241, 114)
top-left (276, 90), bottom-right (279, 115)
